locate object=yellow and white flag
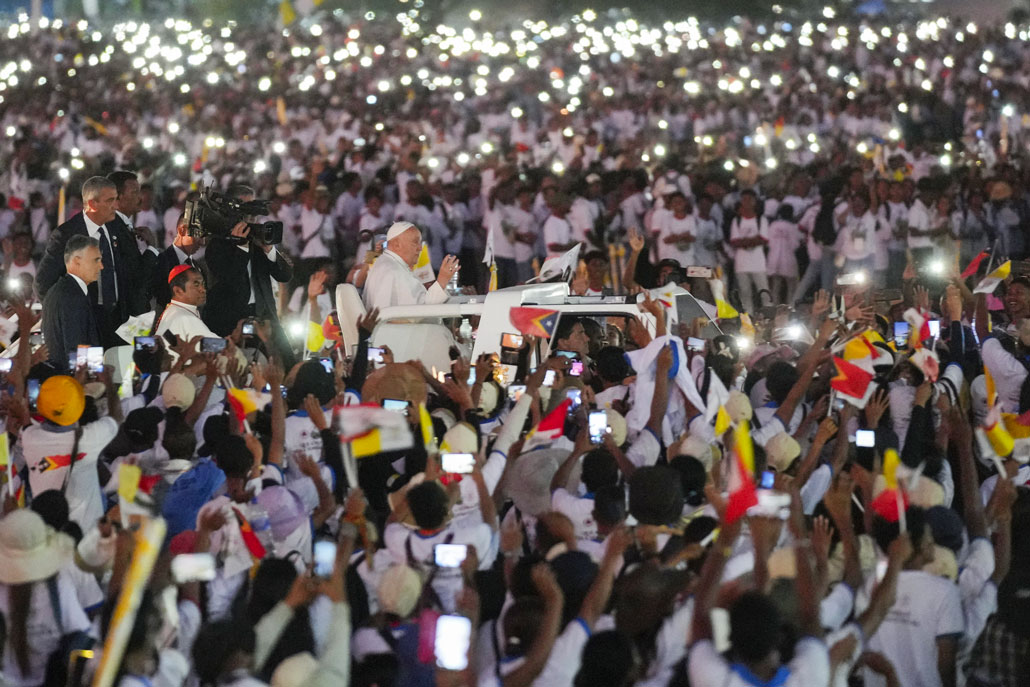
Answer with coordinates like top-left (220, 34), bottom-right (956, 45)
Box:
top-left (412, 244), bottom-right (436, 284)
top-left (973, 261), bottom-right (1011, 294)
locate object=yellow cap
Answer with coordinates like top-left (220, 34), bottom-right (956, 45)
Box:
top-left (37, 375), bottom-right (85, 426)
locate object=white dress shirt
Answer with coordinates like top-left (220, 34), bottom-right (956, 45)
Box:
top-left (82, 213), bottom-right (116, 301)
top-left (362, 249), bottom-right (448, 311)
top-left (156, 300), bottom-right (219, 341)
top-left (69, 273), bottom-right (88, 296)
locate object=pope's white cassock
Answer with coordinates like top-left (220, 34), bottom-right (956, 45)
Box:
top-left (362, 249), bottom-right (448, 311)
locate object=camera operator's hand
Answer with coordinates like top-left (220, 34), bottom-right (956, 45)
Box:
top-left (230, 222), bottom-right (250, 240)
top-left (135, 226), bottom-right (157, 248)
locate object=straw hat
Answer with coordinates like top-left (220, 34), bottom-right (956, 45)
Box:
top-left (0, 510), bottom-right (75, 585)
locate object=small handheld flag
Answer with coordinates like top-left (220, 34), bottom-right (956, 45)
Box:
top-left (509, 307), bottom-right (560, 340)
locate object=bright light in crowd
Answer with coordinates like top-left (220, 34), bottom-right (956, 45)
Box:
top-left (928, 260), bottom-right (945, 275)
top-left (888, 129), bottom-right (900, 141)
top-left (258, 77), bottom-right (271, 91)
top-left (469, 9), bottom-right (482, 20)
top-left (765, 157), bottom-right (778, 169)
top-left (552, 160), bottom-right (565, 174)
top-left (58, 167), bottom-right (69, 181)
top-left (289, 321), bottom-right (306, 338)
top-left (654, 144), bottom-right (666, 157)
top-left (272, 141), bottom-right (286, 154)
top-left (856, 141), bottom-right (868, 154)
top-left (4, 126), bottom-right (15, 137)
top-left (723, 160), bottom-right (735, 171)
top-left (510, 106), bottom-right (523, 118)
top-left (481, 141), bottom-right (494, 153)
top-left (142, 137), bottom-right (154, 149)
top-left (1003, 104), bottom-right (1015, 118)
top-left (940, 154), bottom-right (952, 167)
top-left (167, 121), bottom-right (180, 134)
top-left (736, 336), bottom-right (752, 351)
top-left (173, 153), bottom-right (186, 166)
top-left (206, 72), bottom-right (218, 84)
top-left (254, 160), bottom-right (267, 174)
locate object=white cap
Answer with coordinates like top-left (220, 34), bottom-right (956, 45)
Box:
top-left (386, 221), bottom-right (417, 241)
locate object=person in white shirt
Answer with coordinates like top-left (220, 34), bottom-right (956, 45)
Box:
top-left (863, 509), bottom-right (964, 687)
top-left (355, 191), bottom-right (390, 266)
top-left (766, 205), bottom-right (802, 305)
top-left (835, 192), bottom-right (879, 275)
top-left (907, 181), bottom-right (945, 272)
top-left (296, 187), bottom-right (334, 260)
top-left (362, 221), bottom-right (458, 312)
top-left (543, 194), bottom-right (577, 259)
top-left (511, 186), bottom-right (539, 283)
top-left (17, 375), bottom-right (120, 530)
top-left (655, 192), bottom-right (698, 267)
top-left (729, 190), bottom-right (770, 314)
top-left (156, 265), bottom-right (220, 342)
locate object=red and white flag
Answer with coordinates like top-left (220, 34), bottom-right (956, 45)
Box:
top-left (523, 398), bottom-right (573, 451)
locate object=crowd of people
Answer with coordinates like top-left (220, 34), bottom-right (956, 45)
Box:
top-left (0, 4), bottom-right (1025, 687)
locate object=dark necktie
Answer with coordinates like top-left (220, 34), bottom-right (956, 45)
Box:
top-left (184, 256), bottom-right (194, 268)
top-left (98, 227), bottom-right (117, 308)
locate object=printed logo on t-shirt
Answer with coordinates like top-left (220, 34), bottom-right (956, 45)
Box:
top-left (30, 452), bottom-right (87, 475)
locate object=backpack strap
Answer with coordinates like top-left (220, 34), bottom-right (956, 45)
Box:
top-left (60, 427), bottom-right (84, 496)
top-left (46, 576), bottom-right (65, 634)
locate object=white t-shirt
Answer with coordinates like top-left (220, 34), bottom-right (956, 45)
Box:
top-left (979, 464), bottom-right (1030, 505)
top-left (297, 207), bottom-right (333, 259)
top-left (688, 636), bottom-right (830, 687)
top-left (863, 570), bottom-right (964, 687)
top-left (980, 337), bottom-right (1027, 413)
top-left (382, 521), bottom-right (496, 612)
top-left (19, 417), bottom-right (119, 528)
top-left (543, 215), bottom-right (573, 258)
top-left (0, 570), bottom-right (91, 687)
top-left (907, 199), bottom-right (933, 249)
top-left (551, 488), bottom-right (597, 541)
top-left (657, 213), bottom-right (697, 266)
top-left (729, 215), bottom-right (768, 273)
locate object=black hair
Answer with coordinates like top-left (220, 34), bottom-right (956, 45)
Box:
top-left (214, 435), bottom-right (253, 479)
top-left (628, 467), bottom-right (684, 526)
top-left (286, 360), bottom-right (336, 409)
top-left (668, 455), bottom-right (706, 507)
top-left (502, 596), bottom-right (545, 657)
top-left (554, 317), bottom-right (582, 345)
top-left (192, 620), bottom-right (257, 686)
top-left (871, 505), bottom-right (928, 555)
top-left (406, 481), bottom-right (449, 530)
top-left (163, 408), bottom-right (198, 460)
top-left (776, 204), bottom-right (795, 222)
top-left (592, 485), bottom-right (626, 527)
top-left (247, 559), bottom-right (315, 680)
top-left (765, 361), bottom-right (799, 405)
top-left (106, 170), bottom-right (138, 195)
top-left (729, 591), bottom-right (783, 663)
top-left (169, 266), bottom-right (200, 294)
top-left (30, 490), bottom-right (69, 530)
top-left (582, 448), bottom-right (619, 493)
top-left (574, 630), bottom-right (638, 687)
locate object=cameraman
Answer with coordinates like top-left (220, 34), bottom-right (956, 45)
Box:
top-left (202, 221), bottom-right (295, 366)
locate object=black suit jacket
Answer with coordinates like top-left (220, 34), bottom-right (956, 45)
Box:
top-left (42, 274), bottom-right (101, 371)
top-left (36, 212), bottom-right (157, 323)
top-left (202, 237), bottom-right (292, 336)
